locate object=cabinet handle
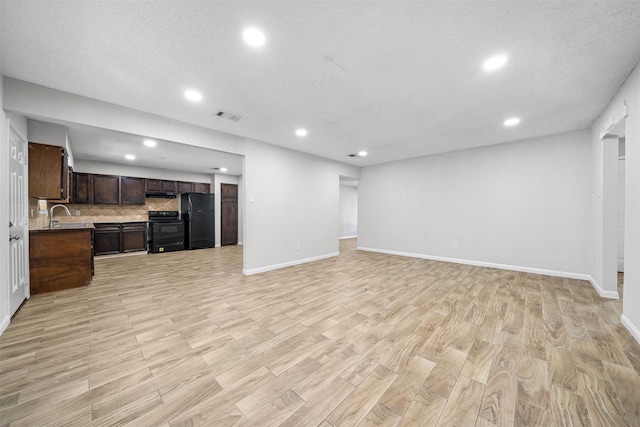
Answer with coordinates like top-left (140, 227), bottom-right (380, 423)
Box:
top-left (10, 235), bottom-right (20, 241)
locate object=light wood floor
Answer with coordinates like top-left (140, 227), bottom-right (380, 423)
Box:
top-left (1, 239), bottom-right (639, 426)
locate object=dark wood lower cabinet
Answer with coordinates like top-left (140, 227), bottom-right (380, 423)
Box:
top-left (122, 223), bottom-right (147, 253)
top-left (94, 222), bottom-right (147, 255)
top-left (29, 228), bottom-right (94, 294)
top-left (94, 224), bottom-right (121, 255)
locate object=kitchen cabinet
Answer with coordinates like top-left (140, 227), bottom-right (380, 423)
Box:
top-left (146, 179), bottom-right (162, 192)
top-left (94, 222), bottom-right (147, 255)
top-left (146, 179), bottom-right (177, 192)
top-left (73, 172), bottom-right (93, 204)
top-left (122, 222), bottom-right (147, 252)
top-left (193, 182), bottom-right (210, 193)
top-left (161, 180), bottom-right (177, 192)
top-left (177, 181), bottom-right (193, 194)
top-left (120, 177), bottom-right (145, 204)
top-left (93, 174), bottom-right (120, 204)
top-left (29, 227), bottom-right (94, 294)
top-left (28, 142), bottom-right (69, 200)
top-left (93, 223), bottom-right (121, 255)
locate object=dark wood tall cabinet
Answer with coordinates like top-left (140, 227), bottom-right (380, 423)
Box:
top-left (221, 183), bottom-right (238, 246)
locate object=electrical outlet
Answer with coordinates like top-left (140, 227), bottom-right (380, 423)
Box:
top-left (75, 211), bottom-right (81, 216)
top-left (296, 243), bottom-right (301, 251)
top-left (452, 242), bottom-right (458, 249)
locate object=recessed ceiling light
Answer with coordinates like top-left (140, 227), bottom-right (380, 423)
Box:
top-left (483, 54), bottom-right (508, 71)
top-left (220, 167), bottom-right (228, 172)
top-left (143, 139), bottom-right (157, 147)
top-left (296, 128), bottom-right (308, 137)
top-left (243, 28), bottom-right (265, 47)
top-left (125, 154), bottom-right (135, 160)
top-left (358, 151), bottom-right (368, 157)
top-left (184, 89), bottom-right (203, 102)
top-left (504, 117), bottom-right (520, 126)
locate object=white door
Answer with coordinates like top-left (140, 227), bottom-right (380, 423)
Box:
top-left (8, 122), bottom-right (29, 316)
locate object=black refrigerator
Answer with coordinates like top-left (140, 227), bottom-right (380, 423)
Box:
top-left (180, 192), bottom-right (215, 249)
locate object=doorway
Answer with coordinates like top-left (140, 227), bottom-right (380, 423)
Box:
top-left (8, 121), bottom-right (29, 316)
top-left (339, 176), bottom-right (358, 240)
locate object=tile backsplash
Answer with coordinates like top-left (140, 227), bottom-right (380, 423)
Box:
top-left (30, 198), bottom-right (179, 228)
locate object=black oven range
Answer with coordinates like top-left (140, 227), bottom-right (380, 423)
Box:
top-left (148, 210), bottom-right (185, 253)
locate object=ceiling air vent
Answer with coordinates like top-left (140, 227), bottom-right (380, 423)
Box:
top-left (216, 111), bottom-right (242, 122)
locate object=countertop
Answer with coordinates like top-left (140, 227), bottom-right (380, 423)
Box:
top-left (30, 223), bottom-right (95, 233)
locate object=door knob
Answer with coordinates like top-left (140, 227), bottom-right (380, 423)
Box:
top-left (9, 235), bottom-right (20, 241)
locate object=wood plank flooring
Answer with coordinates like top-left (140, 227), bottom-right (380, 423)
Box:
top-left (1, 239), bottom-right (639, 426)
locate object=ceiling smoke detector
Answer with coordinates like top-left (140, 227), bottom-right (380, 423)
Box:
top-left (216, 111), bottom-right (242, 122)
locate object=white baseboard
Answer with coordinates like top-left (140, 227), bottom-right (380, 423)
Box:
top-left (339, 235), bottom-right (357, 240)
top-left (243, 252), bottom-right (339, 276)
top-left (621, 314), bottom-right (640, 345)
top-left (0, 315), bottom-right (9, 336)
top-left (357, 246), bottom-right (614, 294)
top-left (588, 276), bottom-right (619, 300)
top-left (238, 242), bottom-right (243, 246)
top-left (215, 244), bottom-right (221, 248)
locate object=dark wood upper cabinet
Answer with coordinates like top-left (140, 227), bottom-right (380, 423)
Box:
top-left (120, 177), bottom-right (145, 205)
top-left (177, 181), bottom-right (193, 194)
top-left (28, 142), bottom-right (69, 200)
top-left (161, 180), bottom-right (177, 192)
top-left (193, 182), bottom-right (210, 193)
top-left (73, 173), bottom-right (93, 204)
top-left (93, 174), bottom-right (120, 204)
top-left (145, 179), bottom-right (162, 192)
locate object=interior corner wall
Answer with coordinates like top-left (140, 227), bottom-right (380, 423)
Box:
top-left (358, 129), bottom-right (591, 276)
top-left (0, 75), bottom-right (9, 334)
top-left (242, 139), bottom-right (359, 274)
top-left (591, 61), bottom-right (640, 342)
top-left (213, 174), bottom-right (242, 248)
top-left (339, 185), bottom-right (358, 238)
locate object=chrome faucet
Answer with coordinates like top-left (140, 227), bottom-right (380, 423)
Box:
top-left (49, 204), bottom-right (71, 228)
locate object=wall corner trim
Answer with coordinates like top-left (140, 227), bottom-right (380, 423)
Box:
top-left (0, 315), bottom-right (10, 336)
top-left (621, 314), bottom-right (640, 345)
top-left (243, 252), bottom-right (339, 276)
top-left (587, 276), bottom-right (620, 300)
top-left (339, 235), bottom-right (357, 240)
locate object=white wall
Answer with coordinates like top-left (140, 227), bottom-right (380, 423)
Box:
top-left (591, 61), bottom-right (640, 343)
top-left (74, 159), bottom-right (211, 184)
top-left (242, 139), bottom-right (359, 274)
top-left (213, 174), bottom-right (242, 247)
top-left (339, 184), bottom-right (358, 238)
top-left (359, 130), bottom-right (591, 277)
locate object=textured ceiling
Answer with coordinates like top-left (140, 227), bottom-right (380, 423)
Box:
top-left (2, 1), bottom-right (640, 169)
